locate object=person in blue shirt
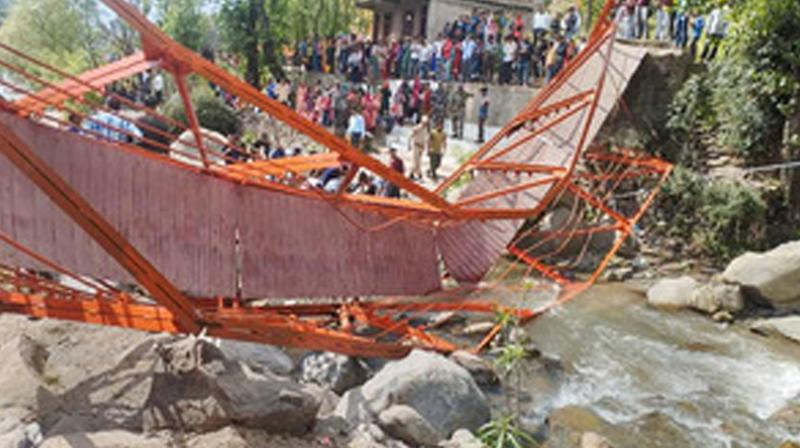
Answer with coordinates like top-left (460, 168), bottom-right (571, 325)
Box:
top-left (689, 12), bottom-right (705, 59)
top-left (82, 97), bottom-right (143, 144)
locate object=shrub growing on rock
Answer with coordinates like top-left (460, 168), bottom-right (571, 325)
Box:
top-left (657, 167), bottom-right (768, 262)
top-left (161, 86), bottom-right (241, 137)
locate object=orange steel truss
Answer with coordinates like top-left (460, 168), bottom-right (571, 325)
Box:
top-left (0, 0), bottom-right (671, 358)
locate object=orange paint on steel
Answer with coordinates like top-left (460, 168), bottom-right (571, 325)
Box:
top-left (174, 73), bottom-right (211, 169)
top-left (0, 122), bottom-right (201, 333)
top-left (15, 52), bottom-right (157, 115)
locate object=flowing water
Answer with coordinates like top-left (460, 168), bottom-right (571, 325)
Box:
top-left (504, 284), bottom-right (800, 447)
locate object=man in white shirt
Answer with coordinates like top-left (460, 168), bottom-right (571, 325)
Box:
top-left (500, 36), bottom-right (518, 85)
top-left (532, 6), bottom-right (551, 46)
top-left (152, 70), bottom-right (164, 105)
top-left (347, 109), bottom-right (366, 149)
top-left (702, 6), bottom-right (729, 61)
top-left (461, 35), bottom-right (477, 82)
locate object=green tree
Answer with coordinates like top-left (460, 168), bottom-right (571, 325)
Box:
top-left (219, 0), bottom-right (283, 88)
top-left (0, 0), bottom-right (108, 76)
top-left (156, 0), bottom-right (212, 52)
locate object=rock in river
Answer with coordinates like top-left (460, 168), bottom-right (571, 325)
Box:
top-left (646, 276), bottom-right (697, 310)
top-left (334, 349), bottom-right (490, 443)
top-left (750, 316), bottom-right (800, 345)
top-left (723, 240), bottom-right (800, 310)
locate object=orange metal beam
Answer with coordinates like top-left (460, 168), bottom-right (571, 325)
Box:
top-left (15, 52), bottom-right (157, 116)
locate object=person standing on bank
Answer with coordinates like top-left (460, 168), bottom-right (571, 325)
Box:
top-left (408, 115), bottom-right (430, 180)
top-left (428, 124), bottom-right (447, 180)
top-left (347, 105), bottom-right (366, 149)
top-left (449, 84), bottom-right (469, 140)
top-left (477, 86), bottom-right (489, 144)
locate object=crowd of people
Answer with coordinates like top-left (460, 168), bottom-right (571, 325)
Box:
top-left (292, 5), bottom-right (585, 88)
top-left (291, 1), bottom-right (731, 92)
top-left (616, 1), bottom-right (731, 61)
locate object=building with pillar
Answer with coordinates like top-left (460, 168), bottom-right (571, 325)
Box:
top-left (358, 0), bottom-right (535, 42)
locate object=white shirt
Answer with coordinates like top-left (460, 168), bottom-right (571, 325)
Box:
top-left (152, 74), bottom-right (164, 92)
top-left (502, 41), bottom-right (518, 63)
top-left (462, 38), bottom-right (477, 60)
top-left (347, 114), bottom-right (366, 136)
top-left (533, 12), bottom-right (551, 31)
top-left (422, 43), bottom-right (436, 61)
top-left (410, 43), bottom-right (422, 60)
top-left (707, 8), bottom-right (728, 36)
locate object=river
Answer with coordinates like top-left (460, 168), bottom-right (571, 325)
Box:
top-left (500, 284), bottom-right (800, 447)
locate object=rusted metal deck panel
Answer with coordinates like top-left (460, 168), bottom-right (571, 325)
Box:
top-left (0, 112), bottom-right (441, 298)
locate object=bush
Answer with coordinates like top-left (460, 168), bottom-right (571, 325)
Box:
top-left (657, 167), bottom-right (768, 261)
top-left (161, 86), bottom-right (241, 137)
top-left (710, 61), bottom-right (786, 164)
top-left (666, 73), bottom-right (716, 166)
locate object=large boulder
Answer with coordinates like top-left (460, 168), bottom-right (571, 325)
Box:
top-left (647, 277), bottom-right (745, 316)
top-left (690, 282), bottom-right (745, 315)
top-left (300, 352), bottom-right (368, 395)
top-left (218, 340), bottom-right (294, 376)
top-left (142, 337), bottom-right (319, 434)
top-left (0, 335), bottom-right (62, 414)
top-left (334, 350), bottom-right (490, 443)
top-left (723, 241), bottom-right (800, 310)
top-left (646, 276), bottom-right (697, 310)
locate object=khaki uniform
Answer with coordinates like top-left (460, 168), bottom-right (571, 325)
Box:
top-left (408, 122), bottom-right (430, 179)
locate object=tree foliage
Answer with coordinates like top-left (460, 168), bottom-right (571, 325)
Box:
top-left (663, 0), bottom-right (800, 256)
top-left (0, 0), bottom-right (106, 76)
top-left (156, 0), bottom-right (213, 52)
top-left (669, 0), bottom-right (800, 163)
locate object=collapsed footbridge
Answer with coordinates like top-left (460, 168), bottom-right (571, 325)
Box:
top-left (0, 0), bottom-right (670, 357)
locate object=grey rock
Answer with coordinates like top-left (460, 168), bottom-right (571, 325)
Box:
top-left (301, 352), bottom-right (369, 394)
top-left (142, 337), bottom-right (319, 434)
top-left (646, 276), bottom-right (697, 310)
top-left (711, 310), bottom-right (734, 323)
top-left (335, 350), bottom-right (490, 442)
top-left (378, 405), bottom-right (440, 447)
top-left (449, 350), bottom-right (498, 386)
top-left (439, 429), bottom-right (482, 448)
top-left (0, 336), bottom-right (61, 414)
top-left (690, 282), bottom-right (745, 315)
top-left (723, 240), bottom-right (800, 309)
top-left (218, 340), bottom-right (294, 376)
top-left (750, 316), bottom-right (800, 345)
